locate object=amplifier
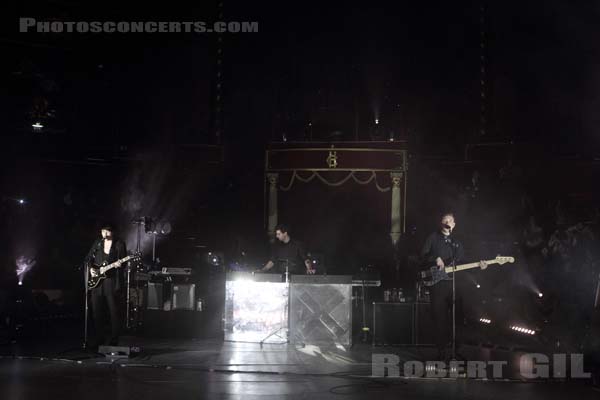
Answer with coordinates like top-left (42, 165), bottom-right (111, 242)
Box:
top-left (372, 302), bottom-right (413, 345)
top-left (135, 272), bottom-right (151, 282)
top-left (372, 302), bottom-right (436, 345)
top-left (146, 283), bottom-right (163, 310)
top-left (414, 302), bottom-right (435, 345)
top-left (172, 284), bottom-right (195, 310)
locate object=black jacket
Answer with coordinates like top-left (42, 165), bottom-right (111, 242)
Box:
top-left (421, 231), bottom-right (464, 268)
top-left (85, 238), bottom-right (127, 291)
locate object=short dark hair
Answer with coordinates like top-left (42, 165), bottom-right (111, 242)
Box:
top-left (101, 222), bottom-right (114, 231)
top-left (275, 223), bottom-right (289, 234)
top-left (440, 212), bottom-right (454, 220)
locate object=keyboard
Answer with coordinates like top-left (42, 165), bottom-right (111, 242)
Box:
top-left (149, 267), bottom-right (193, 276)
top-left (351, 280), bottom-right (381, 287)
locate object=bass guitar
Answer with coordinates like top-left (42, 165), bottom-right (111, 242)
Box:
top-left (419, 255), bottom-right (514, 287)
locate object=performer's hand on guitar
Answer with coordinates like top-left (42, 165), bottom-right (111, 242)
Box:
top-left (436, 257), bottom-right (445, 270)
top-left (90, 268), bottom-right (99, 278)
top-left (479, 260), bottom-right (488, 270)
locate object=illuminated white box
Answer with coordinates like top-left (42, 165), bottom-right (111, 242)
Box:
top-left (224, 275), bottom-right (288, 343)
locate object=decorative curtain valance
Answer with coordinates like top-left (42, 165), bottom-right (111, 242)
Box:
top-left (279, 170), bottom-right (391, 192)
top-left (264, 142), bottom-right (408, 245)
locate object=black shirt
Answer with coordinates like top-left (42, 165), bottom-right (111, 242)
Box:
top-left (269, 239), bottom-right (309, 274)
top-left (421, 231), bottom-right (464, 280)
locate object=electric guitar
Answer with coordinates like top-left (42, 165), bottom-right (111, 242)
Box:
top-left (419, 256), bottom-right (515, 287)
top-left (88, 253), bottom-right (141, 289)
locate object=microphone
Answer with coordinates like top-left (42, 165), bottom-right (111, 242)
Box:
top-left (443, 230), bottom-right (459, 247)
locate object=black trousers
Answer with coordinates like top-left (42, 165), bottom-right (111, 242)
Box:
top-left (90, 277), bottom-right (120, 345)
top-left (429, 280), bottom-right (461, 350)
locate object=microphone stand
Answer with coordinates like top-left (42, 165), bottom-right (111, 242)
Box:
top-left (451, 244), bottom-right (457, 362)
top-left (260, 260), bottom-right (289, 347)
top-left (83, 260), bottom-right (90, 349)
top-left (127, 218), bottom-right (144, 331)
top-left (360, 279), bottom-right (369, 343)
top-left (448, 233), bottom-right (463, 365)
top-left (82, 240), bottom-right (100, 350)
top-left (126, 261), bottom-right (132, 330)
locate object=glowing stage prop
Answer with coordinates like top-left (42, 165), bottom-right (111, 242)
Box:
top-left (224, 273), bottom-right (288, 343)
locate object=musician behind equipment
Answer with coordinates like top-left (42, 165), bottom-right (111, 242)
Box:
top-left (421, 212), bottom-right (487, 360)
top-left (259, 223), bottom-right (315, 275)
top-left (84, 223), bottom-right (127, 347)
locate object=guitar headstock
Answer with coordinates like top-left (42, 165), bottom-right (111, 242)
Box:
top-left (494, 256), bottom-right (515, 265)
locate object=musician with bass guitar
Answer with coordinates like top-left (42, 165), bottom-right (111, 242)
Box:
top-left (421, 213), bottom-right (487, 359)
top-left (84, 223), bottom-right (128, 347)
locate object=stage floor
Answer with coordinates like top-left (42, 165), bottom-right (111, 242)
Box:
top-left (1, 336), bottom-right (599, 399)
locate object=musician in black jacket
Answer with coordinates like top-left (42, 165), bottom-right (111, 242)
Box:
top-left (421, 213), bottom-right (486, 359)
top-left (85, 223), bottom-right (127, 346)
top-left (260, 224), bottom-right (315, 275)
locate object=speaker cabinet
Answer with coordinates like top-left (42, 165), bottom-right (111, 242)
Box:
top-left (146, 283), bottom-right (163, 310)
top-left (372, 302), bottom-right (413, 345)
top-left (172, 284), bottom-right (195, 310)
top-left (414, 302), bottom-right (435, 345)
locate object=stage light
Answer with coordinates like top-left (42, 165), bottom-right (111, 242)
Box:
top-left (15, 256), bottom-right (36, 286)
top-left (479, 318), bottom-right (491, 324)
top-left (538, 292), bottom-right (543, 298)
top-left (207, 251), bottom-right (223, 267)
top-left (142, 218), bottom-right (171, 235)
top-left (143, 216), bottom-right (155, 233)
top-left (18, 281), bottom-right (23, 286)
top-left (375, 118), bottom-right (379, 125)
top-left (476, 284), bottom-right (481, 288)
top-left (510, 325), bottom-right (536, 335)
top-left (32, 122), bottom-right (43, 131)
top-left (6, 197), bottom-right (27, 205)
top-left (156, 221), bottom-right (172, 235)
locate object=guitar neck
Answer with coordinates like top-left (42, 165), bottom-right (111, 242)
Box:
top-left (444, 259), bottom-right (497, 274)
top-left (100, 256), bottom-right (132, 274)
